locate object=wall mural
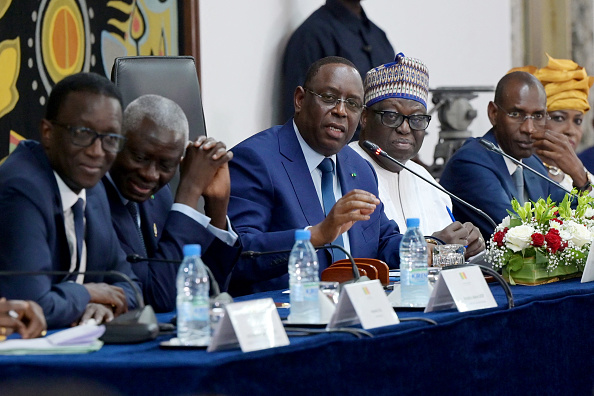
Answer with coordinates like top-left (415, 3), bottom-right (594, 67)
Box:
top-left (0, 0), bottom-right (179, 157)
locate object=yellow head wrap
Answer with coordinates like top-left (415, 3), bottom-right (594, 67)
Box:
top-left (510, 54), bottom-right (594, 113)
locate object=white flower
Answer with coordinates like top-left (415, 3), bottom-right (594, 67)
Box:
top-left (505, 224), bottom-right (535, 252)
top-left (501, 216), bottom-right (511, 229)
top-left (564, 220), bottom-right (592, 247)
top-left (549, 220), bottom-right (561, 230)
top-left (585, 207), bottom-right (594, 218)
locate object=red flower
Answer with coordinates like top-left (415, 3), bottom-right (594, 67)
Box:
top-left (551, 218), bottom-right (563, 225)
top-left (545, 229), bottom-right (562, 253)
top-left (531, 233), bottom-right (545, 247)
top-left (493, 230), bottom-right (506, 247)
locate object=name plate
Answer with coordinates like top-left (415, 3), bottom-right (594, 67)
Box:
top-left (425, 266), bottom-right (497, 313)
top-left (208, 298), bottom-right (289, 353)
top-left (581, 245), bottom-right (594, 283)
top-left (328, 279), bottom-right (399, 329)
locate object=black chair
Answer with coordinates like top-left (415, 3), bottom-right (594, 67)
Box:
top-left (110, 56), bottom-right (207, 191)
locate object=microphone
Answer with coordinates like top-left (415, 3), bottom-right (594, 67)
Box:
top-left (362, 140), bottom-right (498, 229)
top-left (126, 254), bottom-right (233, 306)
top-left (241, 244), bottom-right (369, 284)
top-left (0, 270), bottom-right (158, 344)
top-left (478, 139), bottom-right (573, 194)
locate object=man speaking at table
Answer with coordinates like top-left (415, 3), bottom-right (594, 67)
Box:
top-left (0, 73), bottom-right (141, 328)
top-left (228, 56), bottom-right (402, 295)
top-left (103, 95), bottom-right (239, 311)
top-left (440, 71), bottom-right (568, 239)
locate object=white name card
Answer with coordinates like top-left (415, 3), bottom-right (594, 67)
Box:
top-left (207, 298), bottom-right (289, 353)
top-left (425, 266), bottom-right (497, 313)
top-left (581, 245), bottom-right (594, 283)
top-left (328, 279), bottom-right (399, 330)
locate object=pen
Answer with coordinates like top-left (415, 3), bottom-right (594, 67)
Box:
top-left (446, 206), bottom-right (456, 222)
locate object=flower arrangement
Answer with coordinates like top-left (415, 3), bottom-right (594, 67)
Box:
top-left (486, 192), bottom-right (594, 285)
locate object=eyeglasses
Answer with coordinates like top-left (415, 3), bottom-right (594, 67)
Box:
top-left (51, 121), bottom-right (127, 153)
top-left (304, 88), bottom-right (363, 112)
top-left (372, 110), bottom-right (431, 130)
top-left (493, 103), bottom-right (548, 125)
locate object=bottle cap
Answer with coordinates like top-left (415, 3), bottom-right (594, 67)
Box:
top-left (295, 228), bottom-right (311, 241)
top-left (406, 218), bottom-right (420, 228)
top-left (183, 244), bottom-right (201, 257)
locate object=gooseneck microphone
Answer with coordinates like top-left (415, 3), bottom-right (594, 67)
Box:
top-left (0, 270), bottom-right (158, 344)
top-left (362, 140), bottom-right (498, 229)
top-left (241, 244), bottom-right (369, 283)
top-left (126, 254), bottom-right (233, 306)
top-left (478, 138), bottom-right (573, 194)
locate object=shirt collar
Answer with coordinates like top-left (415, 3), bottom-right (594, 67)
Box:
top-left (105, 172), bottom-right (129, 206)
top-left (293, 120), bottom-right (337, 173)
top-left (53, 171), bottom-right (86, 211)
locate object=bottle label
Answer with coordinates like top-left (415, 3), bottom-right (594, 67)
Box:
top-left (291, 282), bottom-right (319, 302)
top-left (179, 300), bottom-right (209, 321)
top-left (409, 269), bottom-right (428, 285)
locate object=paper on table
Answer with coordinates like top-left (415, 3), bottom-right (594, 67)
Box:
top-left (0, 323), bottom-right (105, 355)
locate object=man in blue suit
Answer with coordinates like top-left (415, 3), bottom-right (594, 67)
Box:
top-left (440, 71), bottom-right (568, 240)
top-left (0, 73), bottom-right (141, 328)
top-left (228, 56), bottom-right (402, 295)
top-left (104, 95), bottom-right (239, 312)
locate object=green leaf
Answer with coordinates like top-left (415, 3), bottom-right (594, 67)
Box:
top-left (508, 254), bottom-right (524, 271)
top-left (535, 248), bottom-right (548, 264)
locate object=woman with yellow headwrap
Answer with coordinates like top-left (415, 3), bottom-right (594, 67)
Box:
top-left (527, 54), bottom-right (594, 191)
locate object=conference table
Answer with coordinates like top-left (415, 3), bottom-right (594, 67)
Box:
top-left (0, 278), bottom-right (593, 395)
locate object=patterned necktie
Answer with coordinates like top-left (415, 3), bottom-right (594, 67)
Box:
top-left (72, 198), bottom-right (85, 269)
top-left (513, 167), bottom-right (525, 204)
top-left (318, 158), bottom-right (346, 261)
top-left (126, 201), bottom-right (147, 256)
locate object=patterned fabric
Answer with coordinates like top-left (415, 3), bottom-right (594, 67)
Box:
top-left (364, 52), bottom-right (429, 108)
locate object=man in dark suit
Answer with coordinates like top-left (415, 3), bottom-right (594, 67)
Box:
top-left (440, 71), bottom-right (568, 239)
top-left (104, 94), bottom-right (238, 312)
top-left (228, 56), bottom-right (402, 295)
top-left (0, 73), bottom-right (141, 328)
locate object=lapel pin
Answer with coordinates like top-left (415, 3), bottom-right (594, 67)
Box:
top-left (153, 223), bottom-right (158, 237)
top-left (151, 194), bottom-right (155, 200)
top-left (351, 173), bottom-right (357, 177)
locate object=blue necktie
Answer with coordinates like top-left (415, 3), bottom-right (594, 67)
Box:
top-left (318, 158), bottom-right (346, 261)
top-left (513, 167), bottom-right (525, 204)
top-left (127, 201), bottom-right (147, 256)
top-left (72, 198), bottom-right (85, 269)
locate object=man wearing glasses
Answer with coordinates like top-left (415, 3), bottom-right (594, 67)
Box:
top-left (0, 73), bottom-right (141, 328)
top-left (227, 56), bottom-right (402, 295)
top-left (440, 71), bottom-right (568, 239)
top-left (350, 54), bottom-right (484, 259)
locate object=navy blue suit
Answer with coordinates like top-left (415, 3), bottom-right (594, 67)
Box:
top-left (578, 146), bottom-right (594, 174)
top-left (228, 120), bottom-right (402, 295)
top-left (0, 141), bottom-right (140, 328)
top-left (103, 178), bottom-right (240, 312)
top-left (440, 130), bottom-right (568, 239)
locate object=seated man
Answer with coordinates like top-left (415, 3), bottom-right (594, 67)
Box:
top-left (228, 56), bottom-right (402, 295)
top-left (350, 54), bottom-right (484, 258)
top-left (104, 94), bottom-right (239, 312)
top-left (0, 73), bottom-right (141, 328)
top-left (0, 298), bottom-right (46, 340)
top-left (440, 71), bottom-right (568, 239)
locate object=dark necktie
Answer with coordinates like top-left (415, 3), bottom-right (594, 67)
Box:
top-left (318, 158), bottom-right (346, 261)
top-left (72, 198), bottom-right (85, 270)
top-left (126, 201), bottom-right (147, 256)
top-left (512, 167), bottom-right (525, 204)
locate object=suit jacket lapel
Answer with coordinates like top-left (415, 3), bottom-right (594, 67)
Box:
top-left (278, 121), bottom-right (326, 226)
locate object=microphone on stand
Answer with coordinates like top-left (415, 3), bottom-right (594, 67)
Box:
top-left (241, 244), bottom-right (370, 284)
top-left (361, 140), bottom-right (498, 229)
top-left (126, 254), bottom-right (233, 306)
top-left (478, 138), bottom-right (573, 195)
top-left (0, 270), bottom-right (158, 344)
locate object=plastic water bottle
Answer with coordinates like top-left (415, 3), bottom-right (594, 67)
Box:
top-left (177, 244), bottom-right (210, 345)
top-left (399, 218), bottom-right (429, 307)
top-left (288, 229), bottom-right (320, 323)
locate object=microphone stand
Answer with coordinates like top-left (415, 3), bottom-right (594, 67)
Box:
top-left (0, 270), bottom-right (158, 343)
top-left (478, 138), bottom-right (573, 195)
top-left (240, 244), bottom-right (369, 284)
top-left (362, 140), bottom-right (498, 229)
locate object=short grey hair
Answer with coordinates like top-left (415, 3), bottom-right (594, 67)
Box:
top-left (122, 94), bottom-right (189, 141)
